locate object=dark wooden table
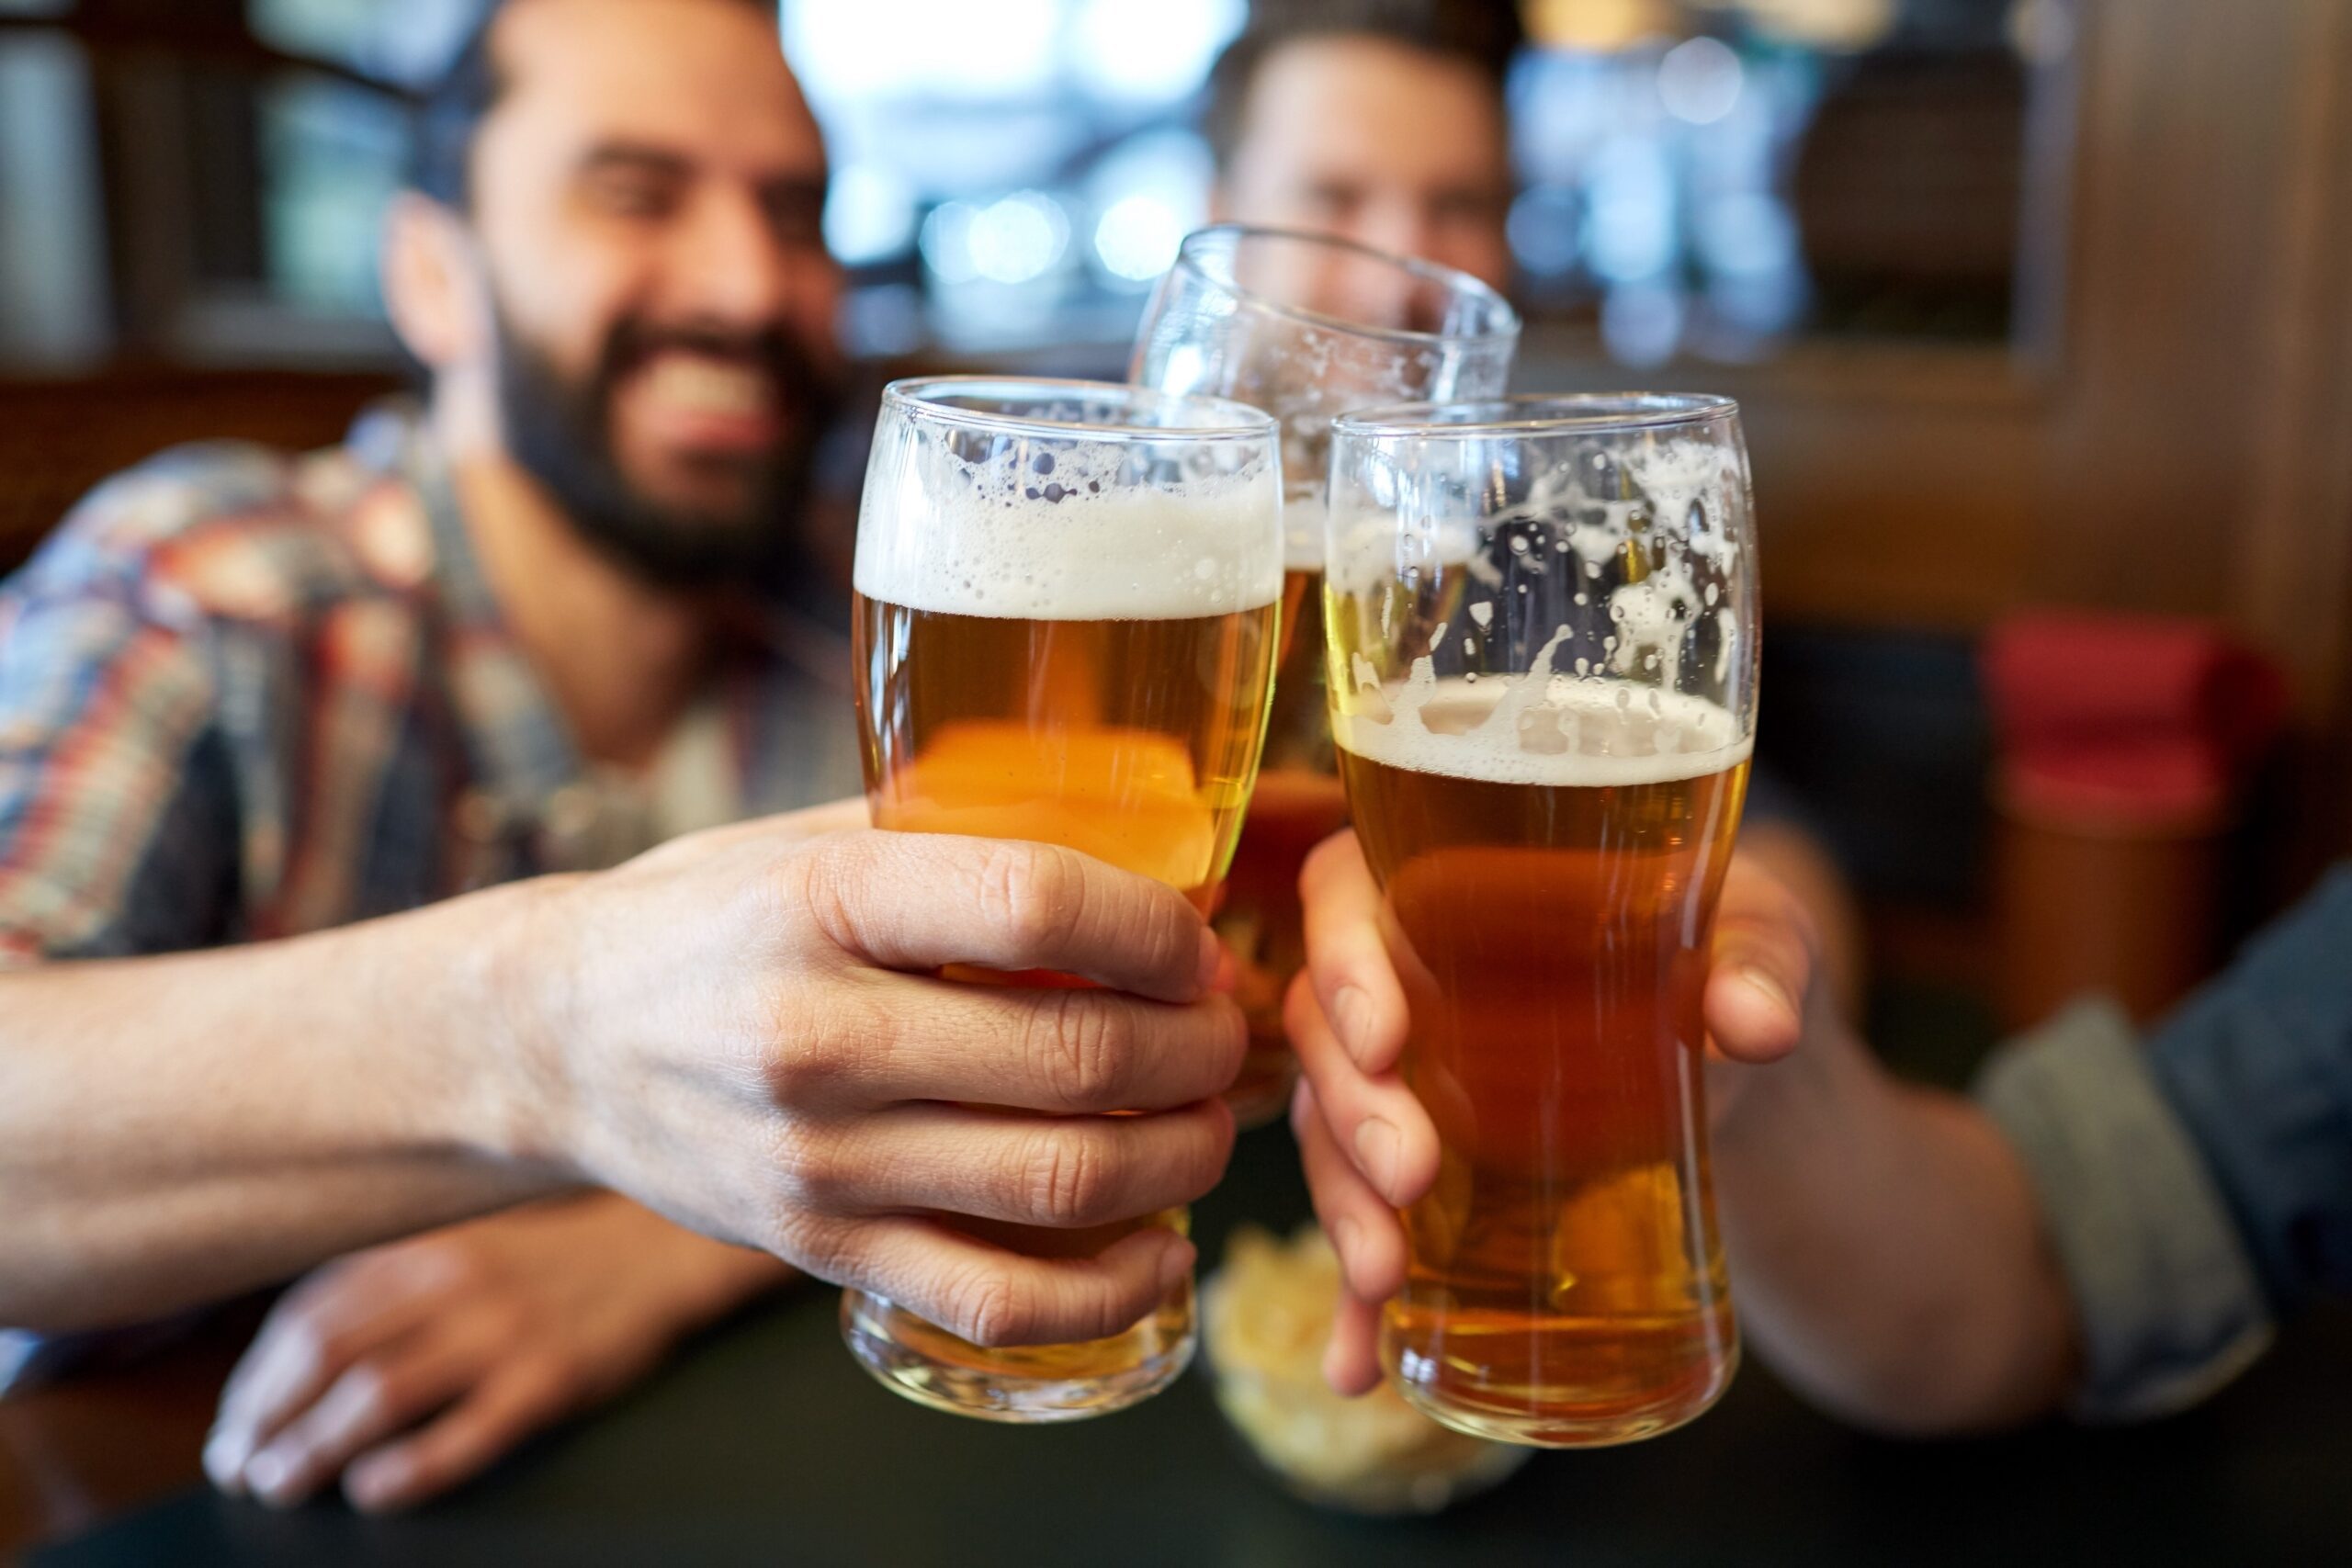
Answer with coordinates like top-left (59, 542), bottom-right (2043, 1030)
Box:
top-left (10, 1123), bottom-right (2352, 1567)
top-left (0, 1317), bottom-right (245, 1560)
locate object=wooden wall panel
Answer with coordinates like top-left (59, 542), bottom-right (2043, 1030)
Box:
top-left (1522, 0), bottom-right (2352, 708)
top-left (0, 369), bottom-right (397, 574)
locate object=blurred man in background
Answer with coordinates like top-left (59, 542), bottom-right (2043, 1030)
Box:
top-left (0, 0), bottom-right (1238, 1515)
top-left (1207, 0), bottom-right (1518, 293)
top-left (1204, 0), bottom-right (1864, 1005)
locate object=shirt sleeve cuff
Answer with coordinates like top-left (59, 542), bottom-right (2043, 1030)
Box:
top-left (1974, 997), bottom-right (2275, 1423)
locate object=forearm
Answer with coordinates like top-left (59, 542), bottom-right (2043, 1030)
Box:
top-left (1712, 1017), bottom-right (2081, 1433)
top-left (0, 878), bottom-right (572, 1330)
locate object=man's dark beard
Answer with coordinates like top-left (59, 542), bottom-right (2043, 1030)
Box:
top-left (493, 304), bottom-right (839, 595)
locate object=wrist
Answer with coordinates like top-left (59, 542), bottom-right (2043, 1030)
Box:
top-left (1712, 1008), bottom-right (1871, 1164)
top-left (464, 873), bottom-right (594, 1177)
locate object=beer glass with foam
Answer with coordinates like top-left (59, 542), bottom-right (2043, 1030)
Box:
top-left (843, 377), bottom-right (1283, 1421)
top-left (1131, 225), bottom-right (1519, 1126)
top-left (1325, 395), bottom-right (1758, 1446)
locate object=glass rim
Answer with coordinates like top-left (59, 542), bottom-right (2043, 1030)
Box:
top-left (1170, 223), bottom-right (1522, 350)
top-left (881, 375), bottom-right (1279, 443)
top-left (1331, 392), bottom-right (1741, 438)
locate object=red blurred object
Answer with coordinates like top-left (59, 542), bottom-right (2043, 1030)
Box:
top-left (1982, 613), bottom-right (2289, 829)
top-left (1982, 614), bottom-right (2289, 1027)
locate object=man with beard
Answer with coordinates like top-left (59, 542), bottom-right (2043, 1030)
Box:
top-left (0, 0), bottom-right (1243, 1514)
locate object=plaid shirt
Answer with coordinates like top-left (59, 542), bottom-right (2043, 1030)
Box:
top-left (0, 402), bottom-right (863, 972)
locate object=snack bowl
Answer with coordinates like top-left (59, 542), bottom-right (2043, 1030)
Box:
top-left (1200, 1224), bottom-right (1531, 1516)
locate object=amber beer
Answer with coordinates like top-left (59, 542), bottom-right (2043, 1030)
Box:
top-left (1336, 682), bottom-right (1750, 1446)
top-left (854, 596), bottom-right (1278, 915)
top-left (1213, 558), bottom-right (1349, 1122)
top-left (850, 591), bottom-right (1275, 1397)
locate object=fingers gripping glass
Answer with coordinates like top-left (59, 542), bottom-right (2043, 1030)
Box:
top-left (843, 376), bottom-right (1283, 1421)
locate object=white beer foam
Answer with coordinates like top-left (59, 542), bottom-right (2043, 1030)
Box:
top-left (1335, 668), bottom-right (1751, 788)
top-left (856, 465), bottom-right (1283, 621)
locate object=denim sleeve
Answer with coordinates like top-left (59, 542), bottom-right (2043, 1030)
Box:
top-left (2142, 867), bottom-right (2352, 1314)
top-left (1974, 998), bottom-right (2275, 1422)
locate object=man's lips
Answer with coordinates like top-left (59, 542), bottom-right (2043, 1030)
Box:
top-left (621, 350), bottom-right (785, 453)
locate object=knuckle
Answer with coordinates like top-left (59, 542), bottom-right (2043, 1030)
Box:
top-left (978, 840), bottom-right (1085, 958)
top-left (766, 990), bottom-right (876, 1108)
top-left (282, 1319), bottom-right (341, 1380)
top-left (334, 1360), bottom-right (389, 1421)
top-left (1027, 991), bottom-right (1133, 1110)
top-left (939, 1261), bottom-right (1031, 1349)
top-left (779, 831), bottom-right (877, 953)
top-left (422, 1241), bottom-right (489, 1294)
top-left (1017, 1126), bottom-right (1113, 1227)
top-left (766, 1121), bottom-right (850, 1215)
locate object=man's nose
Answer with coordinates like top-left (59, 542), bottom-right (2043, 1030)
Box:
top-left (1355, 201), bottom-right (1439, 274)
top-left (1323, 206), bottom-right (1431, 329)
top-left (663, 188), bottom-right (796, 328)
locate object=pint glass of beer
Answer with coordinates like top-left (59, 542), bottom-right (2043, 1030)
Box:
top-left (843, 377), bottom-right (1283, 1421)
top-left (1324, 395), bottom-right (1758, 1446)
top-left (1132, 225), bottom-right (1519, 1126)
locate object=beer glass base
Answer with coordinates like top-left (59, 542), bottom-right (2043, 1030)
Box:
top-left (840, 1288), bottom-right (1194, 1424)
top-left (1385, 1341), bottom-right (1740, 1450)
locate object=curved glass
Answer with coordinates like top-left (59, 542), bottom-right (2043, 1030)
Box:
top-left (843, 376), bottom-right (1283, 1422)
top-left (1130, 225), bottom-right (1520, 1126)
top-left (1324, 392), bottom-right (1758, 1447)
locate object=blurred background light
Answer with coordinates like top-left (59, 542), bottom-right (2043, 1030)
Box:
top-left (0, 29), bottom-right (106, 368)
top-left (248, 0), bottom-right (475, 86)
top-left (1093, 196), bottom-right (1185, 283)
top-left (1697, 191), bottom-right (1798, 276)
top-left (1600, 279), bottom-right (1685, 366)
top-left (919, 201), bottom-right (981, 286)
top-left (967, 191), bottom-right (1070, 286)
top-left (1070, 0), bottom-right (1246, 101)
top-left (1507, 184), bottom-right (1583, 277)
top-left (824, 164), bottom-right (920, 267)
top-left (1084, 129), bottom-right (1212, 288)
top-left (1583, 138), bottom-right (1679, 282)
top-left (1657, 36), bottom-right (1744, 125)
top-left (2007, 0), bottom-right (2077, 66)
top-left (786, 0), bottom-right (1060, 99)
